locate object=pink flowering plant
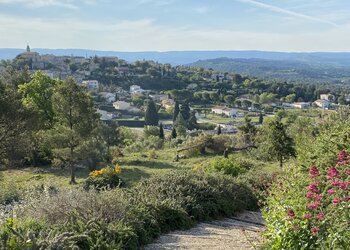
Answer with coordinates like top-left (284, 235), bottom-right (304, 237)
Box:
top-left (263, 150), bottom-right (350, 249)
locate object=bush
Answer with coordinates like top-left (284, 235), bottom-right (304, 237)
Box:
top-left (124, 136), bottom-right (163, 153)
top-left (263, 150), bottom-right (350, 249)
top-left (84, 165), bottom-right (123, 190)
top-left (206, 155), bottom-right (254, 177)
top-left (1, 171), bottom-right (258, 249)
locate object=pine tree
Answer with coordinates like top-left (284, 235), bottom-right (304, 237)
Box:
top-left (171, 127), bottom-right (177, 138)
top-left (265, 118), bottom-right (296, 168)
top-left (173, 100), bottom-right (180, 122)
top-left (47, 77), bottom-right (99, 184)
top-left (159, 123), bottom-right (164, 139)
top-left (145, 99), bottom-right (159, 126)
top-left (217, 125), bottom-right (222, 135)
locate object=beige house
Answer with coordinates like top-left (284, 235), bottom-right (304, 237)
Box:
top-left (292, 102), bottom-right (310, 109)
top-left (161, 99), bottom-right (175, 109)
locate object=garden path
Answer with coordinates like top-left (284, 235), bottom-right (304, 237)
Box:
top-left (144, 211), bottom-right (264, 250)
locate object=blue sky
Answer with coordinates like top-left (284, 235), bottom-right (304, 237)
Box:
top-left (0, 0), bottom-right (349, 51)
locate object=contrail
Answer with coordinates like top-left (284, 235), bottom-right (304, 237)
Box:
top-left (237, 0), bottom-right (339, 27)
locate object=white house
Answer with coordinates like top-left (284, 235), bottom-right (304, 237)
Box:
top-left (292, 102), bottom-right (311, 109)
top-left (211, 106), bottom-right (237, 117)
top-left (82, 80), bottom-right (99, 91)
top-left (96, 109), bottom-right (114, 121)
top-left (314, 99), bottom-right (330, 109)
top-left (130, 85), bottom-right (144, 94)
top-left (100, 92), bottom-right (116, 103)
top-left (113, 101), bottom-right (131, 110)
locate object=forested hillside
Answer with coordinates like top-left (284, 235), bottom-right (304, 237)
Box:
top-left (190, 57), bottom-right (350, 85)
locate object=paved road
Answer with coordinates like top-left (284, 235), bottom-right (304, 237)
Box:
top-left (144, 211), bottom-right (264, 250)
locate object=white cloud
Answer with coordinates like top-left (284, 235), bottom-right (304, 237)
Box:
top-left (0, 14), bottom-right (349, 52)
top-left (237, 0), bottom-right (339, 27)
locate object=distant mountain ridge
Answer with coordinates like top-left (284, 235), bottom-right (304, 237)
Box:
top-left (1, 48), bottom-right (350, 66)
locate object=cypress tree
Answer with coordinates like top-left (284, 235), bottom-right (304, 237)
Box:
top-left (145, 99), bottom-right (159, 126)
top-left (259, 112), bottom-right (264, 124)
top-left (173, 101), bottom-right (180, 122)
top-left (159, 123), bottom-right (164, 139)
top-left (171, 127), bottom-right (177, 138)
top-left (188, 111), bottom-right (198, 130)
top-left (217, 125), bottom-right (222, 135)
top-left (180, 101), bottom-right (191, 122)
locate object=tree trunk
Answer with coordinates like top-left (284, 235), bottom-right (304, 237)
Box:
top-left (69, 146), bottom-right (77, 184)
top-left (279, 156), bottom-right (283, 169)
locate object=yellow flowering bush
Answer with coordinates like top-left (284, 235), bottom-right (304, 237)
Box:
top-left (85, 164), bottom-right (122, 190)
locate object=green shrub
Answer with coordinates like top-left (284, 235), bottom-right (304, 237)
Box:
top-left (1, 171), bottom-right (258, 249)
top-left (0, 183), bottom-right (21, 205)
top-left (207, 155), bottom-right (254, 177)
top-left (84, 166), bottom-right (123, 190)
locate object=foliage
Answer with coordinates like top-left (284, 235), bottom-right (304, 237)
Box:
top-left (144, 99), bottom-right (159, 126)
top-left (260, 118), bottom-right (296, 168)
top-left (206, 155), bottom-right (254, 177)
top-left (84, 165), bottom-right (122, 190)
top-left (263, 150), bottom-right (350, 249)
top-left (0, 171), bottom-right (258, 249)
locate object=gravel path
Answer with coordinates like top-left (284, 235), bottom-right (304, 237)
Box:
top-left (144, 211), bottom-right (264, 250)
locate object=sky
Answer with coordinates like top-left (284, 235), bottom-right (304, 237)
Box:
top-left (0, 0), bottom-right (349, 52)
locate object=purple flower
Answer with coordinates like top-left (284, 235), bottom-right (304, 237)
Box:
top-left (311, 227), bottom-right (320, 236)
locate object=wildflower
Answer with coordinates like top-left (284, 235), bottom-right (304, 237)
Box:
top-left (346, 170), bottom-right (350, 175)
top-left (331, 179), bottom-right (341, 186)
top-left (308, 182), bottom-right (319, 193)
top-left (313, 194), bottom-right (323, 201)
top-left (332, 198), bottom-right (341, 206)
top-left (303, 213), bottom-right (312, 220)
top-left (114, 164), bottom-right (122, 174)
top-left (309, 164), bottom-right (320, 178)
top-left (337, 149), bottom-right (348, 166)
top-left (339, 182), bottom-right (349, 191)
top-left (292, 225), bottom-right (301, 230)
top-left (311, 227), bottom-right (320, 236)
top-left (306, 191), bottom-right (314, 199)
top-left (327, 188), bottom-right (336, 195)
top-left (287, 209), bottom-right (296, 218)
top-left (327, 167), bottom-right (340, 179)
top-left (307, 202), bottom-right (321, 210)
top-left (315, 212), bottom-right (325, 221)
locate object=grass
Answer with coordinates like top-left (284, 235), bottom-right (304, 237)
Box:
top-left (0, 148), bottom-right (214, 190)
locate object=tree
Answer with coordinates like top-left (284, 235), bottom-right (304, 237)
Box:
top-left (145, 99), bottom-right (159, 126)
top-left (19, 71), bottom-right (58, 129)
top-left (0, 68), bottom-right (35, 166)
top-left (264, 119), bottom-right (296, 168)
top-left (217, 125), bottom-right (222, 135)
top-left (238, 116), bottom-right (257, 145)
top-left (187, 111), bottom-right (198, 130)
top-left (159, 123), bottom-right (164, 139)
top-left (174, 113), bottom-right (187, 137)
top-left (47, 77), bottom-right (99, 184)
top-left (224, 95), bottom-right (235, 105)
top-left (100, 121), bottom-right (120, 162)
top-left (259, 112), bottom-right (264, 124)
top-left (180, 101), bottom-right (191, 122)
top-left (173, 101), bottom-right (180, 122)
top-left (171, 127), bottom-right (177, 138)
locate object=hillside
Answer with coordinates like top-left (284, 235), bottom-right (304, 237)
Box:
top-left (190, 57), bottom-right (350, 84)
top-left (1, 48), bottom-right (350, 66)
